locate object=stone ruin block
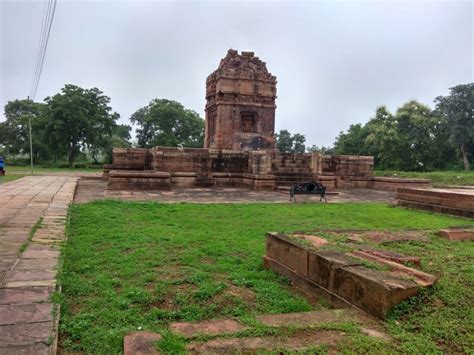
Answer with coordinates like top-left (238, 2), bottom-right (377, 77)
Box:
top-left (396, 188), bottom-right (474, 218)
top-left (107, 170), bottom-right (171, 190)
top-left (112, 148), bottom-right (150, 170)
top-left (265, 233), bottom-right (309, 277)
top-left (264, 232), bottom-right (434, 319)
top-left (332, 265), bottom-right (419, 319)
top-left (438, 229), bottom-right (474, 241)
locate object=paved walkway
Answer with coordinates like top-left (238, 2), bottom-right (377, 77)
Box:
top-left (0, 176), bottom-right (77, 354)
top-left (74, 179), bottom-right (395, 204)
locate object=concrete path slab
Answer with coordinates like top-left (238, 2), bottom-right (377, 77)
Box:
top-left (0, 176), bottom-right (77, 354)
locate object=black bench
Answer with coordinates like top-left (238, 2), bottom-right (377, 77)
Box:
top-left (289, 181), bottom-right (327, 203)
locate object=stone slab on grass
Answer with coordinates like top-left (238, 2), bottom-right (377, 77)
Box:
top-left (257, 309), bottom-right (359, 327)
top-left (349, 250), bottom-right (436, 287)
top-left (187, 329), bottom-right (344, 353)
top-left (170, 319), bottom-right (246, 339)
top-left (438, 229), bottom-right (473, 241)
top-left (123, 331), bottom-right (161, 355)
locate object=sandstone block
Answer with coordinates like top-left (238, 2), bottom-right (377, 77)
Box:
top-left (266, 233), bottom-right (308, 277)
top-left (123, 331), bottom-right (161, 355)
top-left (439, 229), bottom-right (473, 241)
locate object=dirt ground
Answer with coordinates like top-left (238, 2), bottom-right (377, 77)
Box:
top-left (74, 179), bottom-right (395, 204)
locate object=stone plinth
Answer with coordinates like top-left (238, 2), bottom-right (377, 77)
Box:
top-left (107, 170), bottom-right (171, 190)
top-left (396, 187), bottom-right (474, 218)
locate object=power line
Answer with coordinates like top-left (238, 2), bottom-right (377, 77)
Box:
top-left (29, 0), bottom-right (50, 99)
top-left (30, 0), bottom-right (57, 101)
top-left (27, 0), bottom-right (58, 175)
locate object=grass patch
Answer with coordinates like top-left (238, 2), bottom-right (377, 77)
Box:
top-left (19, 217), bottom-right (43, 253)
top-left (6, 166), bottom-right (102, 174)
top-left (59, 201), bottom-right (473, 353)
top-left (374, 170), bottom-right (474, 186)
top-left (0, 174), bottom-right (26, 183)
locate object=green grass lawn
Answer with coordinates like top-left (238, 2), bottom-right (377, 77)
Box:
top-left (374, 170), bottom-right (474, 186)
top-left (0, 174), bottom-right (26, 183)
top-left (59, 201), bottom-right (474, 353)
top-left (6, 166), bottom-right (102, 174)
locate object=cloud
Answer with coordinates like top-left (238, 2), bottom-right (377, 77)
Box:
top-left (1, 0), bottom-right (472, 146)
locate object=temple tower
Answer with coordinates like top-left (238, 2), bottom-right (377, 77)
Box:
top-left (204, 49), bottom-right (277, 150)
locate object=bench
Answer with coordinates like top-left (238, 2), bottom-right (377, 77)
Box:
top-left (290, 181), bottom-right (327, 203)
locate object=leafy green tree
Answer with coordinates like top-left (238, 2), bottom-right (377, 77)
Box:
top-left (275, 129), bottom-right (293, 152)
top-left (292, 133), bottom-right (306, 153)
top-left (43, 84), bottom-right (119, 166)
top-left (393, 101), bottom-right (440, 171)
top-left (307, 145), bottom-right (334, 154)
top-left (334, 123), bottom-right (371, 156)
top-left (1, 99), bottom-right (47, 160)
top-left (434, 83), bottom-right (474, 171)
top-left (333, 101), bottom-right (460, 171)
top-left (131, 99), bottom-right (204, 148)
top-left (101, 124), bottom-right (132, 163)
top-left (275, 129), bottom-right (306, 153)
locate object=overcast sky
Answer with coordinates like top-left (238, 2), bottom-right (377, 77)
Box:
top-left (1, 0), bottom-right (472, 147)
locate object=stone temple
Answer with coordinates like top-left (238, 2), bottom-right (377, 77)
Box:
top-left (205, 49), bottom-right (277, 150)
top-left (103, 50), bottom-right (431, 192)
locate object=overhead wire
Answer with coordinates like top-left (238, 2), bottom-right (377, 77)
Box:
top-left (29, 0), bottom-right (57, 100)
top-left (29, 0), bottom-right (50, 99)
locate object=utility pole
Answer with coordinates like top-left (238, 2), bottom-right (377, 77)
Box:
top-left (27, 96), bottom-right (34, 175)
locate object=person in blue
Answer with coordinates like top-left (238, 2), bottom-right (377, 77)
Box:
top-left (0, 156), bottom-right (5, 176)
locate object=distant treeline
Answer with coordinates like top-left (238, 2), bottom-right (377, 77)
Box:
top-left (0, 86), bottom-right (203, 167)
top-left (279, 84), bottom-right (473, 171)
top-left (1, 83), bottom-right (471, 171)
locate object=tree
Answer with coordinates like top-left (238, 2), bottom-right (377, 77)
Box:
top-left (1, 99), bottom-right (46, 159)
top-left (292, 133), bottom-right (306, 153)
top-left (43, 84), bottom-right (119, 166)
top-left (275, 129), bottom-right (306, 153)
top-left (393, 101), bottom-right (440, 171)
top-left (434, 83), bottom-right (474, 171)
top-left (131, 99), bottom-right (204, 148)
top-left (101, 124), bottom-right (133, 163)
top-left (307, 145), bottom-right (334, 154)
top-left (334, 123), bottom-right (370, 156)
top-left (275, 129), bottom-right (293, 152)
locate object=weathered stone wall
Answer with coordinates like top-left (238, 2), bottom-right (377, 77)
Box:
top-left (106, 147), bottom-right (385, 190)
top-left (111, 148), bottom-right (150, 170)
top-left (107, 148), bottom-right (432, 192)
